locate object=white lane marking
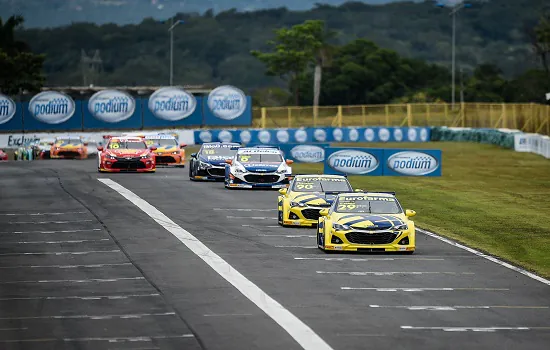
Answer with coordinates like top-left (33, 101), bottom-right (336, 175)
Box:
top-left (0, 263), bottom-right (132, 269)
top-left (319, 271), bottom-right (475, 276)
top-left (242, 225), bottom-right (281, 228)
top-left (295, 257), bottom-right (444, 261)
top-left (418, 228), bottom-right (550, 286)
top-left (0, 293), bottom-right (160, 301)
top-left (275, 246), bottom-right (318, 249)
top-left (258, 234), bottom-right (316, 238)
top-left (370, 305), bottom-right (549, 310)
top-left (0, 277), bottom-right (144, 284)
top-left (0, 334), bottom-right (193, 343)
top-left (341, 287), bottom-right (509, 292)
top-left (0, 312), bottom-right (175, 321)
top-left (0, 211), bottom-right (88, 216)
top-left (401, 326), bottom-right (534, 332)
top-left (203, 313), bottom-right (254, 317)
top-left (227, 216), bottom-right (277, 220)
top-left (6, 220), bottom-right (94, 224)
top-left (5, 228), bottom-right (101, 234)
top-left (4, 239), bottom-right (109, 244)
top-left (99, 178), bottom-right (333, 350)
top-left (0, 249), bottom-right (120, 256)
top-left (0, 328), bottom-right (28, 331)
top-left (214, 208), bottom-right (276, 212)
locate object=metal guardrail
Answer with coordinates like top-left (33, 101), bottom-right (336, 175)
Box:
top-left (251, 103), bottom-right (550, 136)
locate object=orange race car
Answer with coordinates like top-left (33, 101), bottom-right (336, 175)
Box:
top-left (50, 136), bottom-right (88, 159)
top-left (97, 136), bottom-right (156, 173)
top-left (143, 133), bottom-right (186, 167)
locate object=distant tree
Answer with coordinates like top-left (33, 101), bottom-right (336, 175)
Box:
top-left (464, 63), bottom-right (507, 102)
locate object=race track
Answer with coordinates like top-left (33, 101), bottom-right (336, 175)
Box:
top-left (1, 159), bottom-right (549, 350)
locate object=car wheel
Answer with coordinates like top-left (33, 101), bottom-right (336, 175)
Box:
top-left (317, 228), bottom-right (325, 252)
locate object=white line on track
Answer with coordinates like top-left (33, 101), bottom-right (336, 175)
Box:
top-left (0, 263), bottom-right (132, 269)
top-left (0, 311), bottom-right (174, 321)
top-left (257, 234), bottom-right (316, 238)
top-left (417, 228), bottom-right (550, 286)
top-left (0, 211), bottom-right (88, 216)
top-left (318, 271), bottom-right (475, 276)
top-left (0, 250), bottom-right (120, 256)
top-left (226, 216), bottom-right (277, 220)
top-left (341, 287), bottom-right (509, 292)
top-left (4, 228), bottom-right (102, 234)
top-left (400, 326), bottom-right (539, 332)
top-left (99, 178), bottom-right (333, 350)
top-left (4, 238), bottom-right (109, 244)
top-left (0, 293), bottom-right (160, 301)
top-left (295, 257), bottom-right (445, 261)
top-left (0, 277), bottom-right (144, 284)
top-left (5, 220), bottom-right (94, 225)
top-left (370, 305), bottom-right (549, 310)
top-left (214, 208), bottom-right (276, 212)
top-left (0, 334), bottom-right (194, 343)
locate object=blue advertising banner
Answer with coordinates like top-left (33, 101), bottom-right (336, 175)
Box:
top-left (83, 90), bottom-right (142, 130)
top-left (324, 147), bottom-right (385, 176)
top-left (203, 86), bottom-right (252, 126)
top-left (23, 91), bottom-right (83, 131)
top-left (142, 87), bottom-right (203, 128)
top-left (382, 149), bottom-right (442, 176)
top-left (194, 128), bottom-right (314, 145)
top-left (0, 94), bottom-right (23, 131)
top-left (279, 143), bottom-right (329, 163)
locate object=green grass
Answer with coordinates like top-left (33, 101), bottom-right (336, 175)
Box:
top-left (292, 142), bottom-right (550, 277)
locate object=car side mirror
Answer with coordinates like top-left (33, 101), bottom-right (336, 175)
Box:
top-left (285, 159), bottom-right (294, 165)
top-left (278, 188), bottom-right (287, 195)
top-left (180, 143), bottom-right (187, 148)
top-left (225, 159), bottom-right (233, 165)
top-left (405, 209), bottom-right (416, 217)
top-left (150, 146), bottom-right (157, 151)
top-left (97, 146), bottom-right (103, 151)
top-left (319, 209), bottom-right (329, 216)
top-left (191, 153), bottom-right (197, 158)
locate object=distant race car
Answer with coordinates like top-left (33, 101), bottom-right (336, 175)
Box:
top-left (50, 136), bottom-right (88, 159)
top-left (277, 175), bottom-right (354, 227)
top-left (224, 146), bottom-right (293, 189)
top-left (97, 136), bottom-right (156, 173)
top-left (0, 149), bottom-right (8, 161)
top-left (143, 134), bottom-right (186, 167)
top-left (189, 142), bottom-right (240, 181)
top-left (34, 139), bottom-right (54, 159)
top-left (317, 192), bottom-right (416, 253)
top-left (84, 140), bottom-right (100, 158)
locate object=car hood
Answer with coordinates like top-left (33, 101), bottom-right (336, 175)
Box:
top-left (106, 149), bottom-right (149, 157)
top-left (333, 213), bottom-right (407, 230)
top-left (241, 162), bottom-right (281, 172)
top-left (153, 145), bottom-right (179, 153)
top-left (55, 143), bottom-right (83, 149)
top-left (199, 155), bottom-right (231, 167)
top-left (289, 192), bottom-right (339, 207)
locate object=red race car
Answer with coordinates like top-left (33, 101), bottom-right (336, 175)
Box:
top-left (0, 149), bottom-right (8, 161)
top-left (97, 136), bottom-right (156, 173)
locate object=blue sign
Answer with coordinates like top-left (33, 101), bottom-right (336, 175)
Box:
top-left (324, 148), bottom-right (384, 176)
top-left (383, 149), bottom-right (442, 176)
top-left (0, 94), bottom-right (22, 131)
top-left (23, 92), bottom-right (82, 131)
top-left (143, 92), bottom-right (203, 128)
top-left (83, 90), bottom-right (142, 130)
top-left (279, 143), bottom-right (329, 163)
top-left (203, 85), bottom-right (252, 126)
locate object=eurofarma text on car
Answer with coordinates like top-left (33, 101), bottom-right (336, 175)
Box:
top-left (189, 142), bottom-right (241, 181)
top-left (97, 136), bottom-right (156, 173)
top-left (224, 146), bottom-right (293, 189)
top-left (143, 133), bottom-right (186, 167)
top-left (278, 175), bottom-right (354, 227)
top-left (317, 192), bottom-right (416, 253)
top-left (50, 136), bottom-right (88, 159)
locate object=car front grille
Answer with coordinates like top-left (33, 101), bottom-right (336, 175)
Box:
top-left (345, 231), bottom-right (397, 245)
top-left (302, 209), bottom-right (321, 220)
top-left (59, 151), bottom-right (80, 158)
top-left (112, 158), bottom-right (145, 170)
top-left (156, 156), bottom-right (176, 163)
top-left (244, 174), bottom-right (280, 183)
top-left (207, 167), bottom-right (225, 177)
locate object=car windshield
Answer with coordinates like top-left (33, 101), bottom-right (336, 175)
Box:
top-left (107, 140), bottom-right (147, 149)
top-left (144, 138), bottom-right (177, 147)
top-left (200, 145), bottom-right (239, 158)
top-left (335, 195), bottom-right (402, 214)
top-left (237, 153), bottom-right (282, 163)
top-left (56, 139), bottom-right (81, 145)
top-left (292, 177), bottom-right (351, 192)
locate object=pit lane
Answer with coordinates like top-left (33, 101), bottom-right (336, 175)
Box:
top-left (1, 159), bottom-right (549, 350)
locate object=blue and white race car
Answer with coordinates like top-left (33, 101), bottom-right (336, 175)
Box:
top-left (189, 142), bottom-right (241, 181)
top-left (224, 146), bottom-right (293, 189)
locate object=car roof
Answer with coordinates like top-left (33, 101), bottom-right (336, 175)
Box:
top-left (109, 137), bottom-right (144, 142)
top-left (143, 134), bottom-right (176, 139)
top-left (237, 147), bottom-right (281, 154)
top-left (294, 174), bottom-right (347, 179)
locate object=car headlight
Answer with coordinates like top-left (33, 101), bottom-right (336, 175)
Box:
top-left (141, 154), bottom-right (150, 159)
top-left (394, 224), bottom-right (408, 231)
top-left (276, 164), bottom-right (288, 174)
top-left (199, 160), bottom-right (212, 169)
top-left (106, 154), bottom-right (116, 160)
top-left (290, 201), bottom-right (306, 208)
top-left (172, 151), bottom-right (178, 155)
top-left (232, 163), bottom-right (246, 174)
top-left (333, 223), bottom-right (351, 231)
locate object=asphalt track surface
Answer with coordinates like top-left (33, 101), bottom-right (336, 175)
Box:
top-left (1, 159), bottom-right (549, 350)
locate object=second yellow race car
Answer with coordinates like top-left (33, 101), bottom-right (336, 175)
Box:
top-left (317, 192), bottom-right (416, 253)
top-left (277, 174), bottom-right (354, 227)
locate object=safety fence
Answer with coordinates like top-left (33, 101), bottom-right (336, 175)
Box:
top-left (251, 103), bottom-right (550, 136)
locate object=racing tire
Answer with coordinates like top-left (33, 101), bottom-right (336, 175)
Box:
top-left (189, 166), bottom-right (195, 181)
top-left (277, 209), bottom-right (283, 226)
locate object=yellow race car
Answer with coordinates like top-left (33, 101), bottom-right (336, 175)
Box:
top-left (317, 192), bottom-right (416, 253)
top-left (277, 175), bottom-right (354, 227)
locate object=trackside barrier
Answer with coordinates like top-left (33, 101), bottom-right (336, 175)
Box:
top-left (324, 147), bottom-right (442, 177)
top-left (514, 133), bottom-right (550, 159)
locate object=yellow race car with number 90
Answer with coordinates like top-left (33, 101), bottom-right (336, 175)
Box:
top-left (317, 192), bottom-right (416, 253)
top-left (277, 175), bottom-right (355, 227)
